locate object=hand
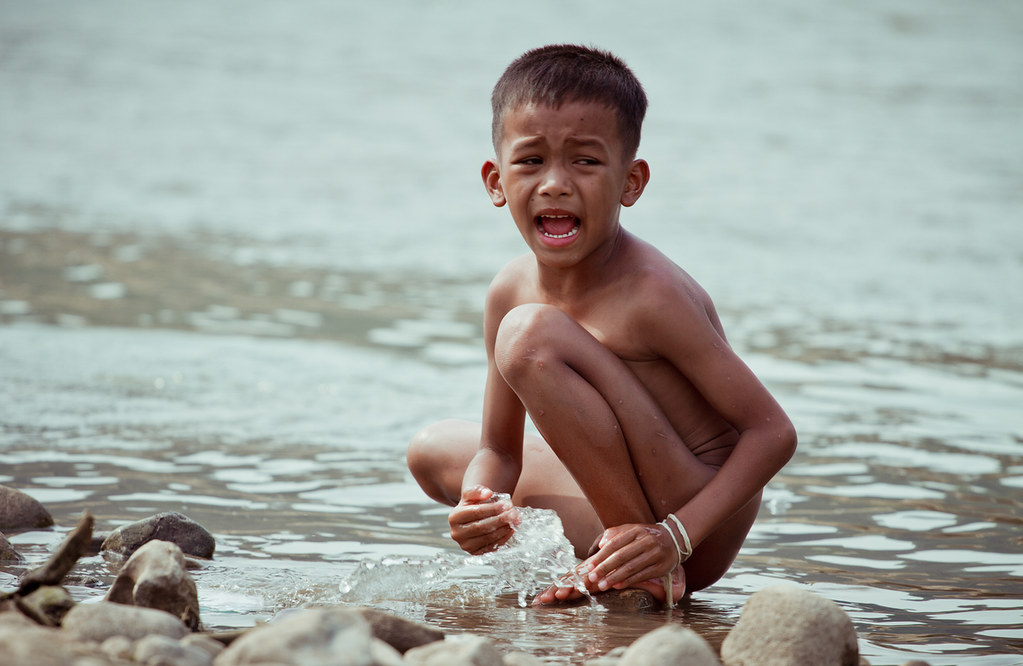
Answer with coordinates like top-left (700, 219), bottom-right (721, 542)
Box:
top-left (580, 523), bottom-right (678, 593)
top-left (448, 485), bottom-right (520, 555)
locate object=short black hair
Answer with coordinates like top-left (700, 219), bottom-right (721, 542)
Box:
top-left (491, 44), bottom-right (648, 158)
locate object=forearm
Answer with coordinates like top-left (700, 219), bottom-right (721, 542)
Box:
top-left (461, 445), bottom-right (522, 497)
top-left (674, 423), bottom-right (796, 548)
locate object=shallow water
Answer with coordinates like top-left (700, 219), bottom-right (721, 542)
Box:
top-left (1, 1), bottom-right (1022, 664)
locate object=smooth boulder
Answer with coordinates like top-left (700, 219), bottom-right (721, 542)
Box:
top-left (106, 539), bottom-right (201, 631)
top-left (404, 634), bottom-right (505, 666)
top-left (62, 599), bottom-right (189, 643)
top-left (0, 486), bottom-right (53, 530)
top-left (214, 607), bottom-right (402, 666)
top-left (101, 511), bottom-right (215, 559)
top-left (621, 624), bottom-right (720, 665)
top-left (721, 585), bottom-right (859, 666)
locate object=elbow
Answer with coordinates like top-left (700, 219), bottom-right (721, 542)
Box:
top-left (776, 420), bottom-right (798, 466)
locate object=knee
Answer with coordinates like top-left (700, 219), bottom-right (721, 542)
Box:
top-left (407, 420), bottom-right (452, 477)
top-left (495, 304), bottom-right (568, 383)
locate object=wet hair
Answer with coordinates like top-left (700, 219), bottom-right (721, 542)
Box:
top-left (491, 44), bottom-right (648, 159)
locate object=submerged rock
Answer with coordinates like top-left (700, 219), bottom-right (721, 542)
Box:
top-left (106, 539), bottom-right (201, 631)
top-left (621, 624), bottom-right (720, 665)
top-left (62, 599), bottom-right (189, 642)
top-left (720, 585), bottom-right (859, 666)
top-left (214, 606), bottom-right (402, 666)
top-left (101, 511), bottom-right (215, 559)
top-left (0, 485), bottom-right (54, 531)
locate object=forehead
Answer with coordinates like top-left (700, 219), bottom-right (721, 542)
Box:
top-left (499, 100), bottom-right (624, 152)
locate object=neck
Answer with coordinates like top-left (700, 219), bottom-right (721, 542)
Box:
top-left (535, 227), bottom-right (630, 302)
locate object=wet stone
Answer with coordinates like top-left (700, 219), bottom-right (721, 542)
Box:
top-left (62, 599), bottom-right (189, 642)
top-left (404, 634), bottom-right (505, 666)
top-left (101, 511), bottom-right (215, 560)
top-left (356, 606), bottom-right (444, 654)
top-left (0, 485), bottom-right (54, 531)
top-left (620, 624), bottom-right (720, 666)
top-left (106, 539), bottom-right (201, 631)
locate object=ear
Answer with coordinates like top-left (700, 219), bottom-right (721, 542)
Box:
top-left (620, 159), bottom-right (650, 207)
top-left (481, 159), bottom-right (506, 207)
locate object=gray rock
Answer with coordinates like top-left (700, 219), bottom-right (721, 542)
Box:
top-left (182, 633), bottom-right (227, 660)
top-left (106, 539), bottom-right (201, 631)
top-left (0, 530), bottom-right (24, 562)
top-left (0, 611), bottom-right (108, 666)
top-left (135, 633), bottom-right (214, 666)
top-left (17, 584), bottom-right (76, 626)
top-left (63, 599), bottom-right (189, 642)
top-left (102, 512), bottom-right (215, 559)
top-left (213, 607), bottom-right (399, 666)
top-left (0, 485), bottom-right (54, 530)
top-left (621, 624), bottom-right (720, 665)
top-left (720, 585), bottom-right (859, 666)
top-left (404, 634), bottom-right (505, 666)
top-left (356, 606), bottom-right (444, 653)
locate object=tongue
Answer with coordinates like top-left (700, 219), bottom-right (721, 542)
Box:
top-left (540, 216), bottom-right (576, 236)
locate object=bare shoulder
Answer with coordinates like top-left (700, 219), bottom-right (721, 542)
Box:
top-left (625, 238), bottom-right (721, 334)
top-left (484, 254), bottom-right (535, 333)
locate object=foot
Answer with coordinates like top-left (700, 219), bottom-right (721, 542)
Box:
top-left (532, 565), bottom-right (685, 606)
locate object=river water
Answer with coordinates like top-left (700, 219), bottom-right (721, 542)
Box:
top-left (1, 1), bottom-right (1021, 664)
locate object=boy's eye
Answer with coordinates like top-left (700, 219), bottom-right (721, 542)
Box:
top-left (516, 157), bottom-right (543, 166)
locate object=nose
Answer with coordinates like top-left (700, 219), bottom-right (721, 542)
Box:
top-left (537, 163), bottom-right (572, 198)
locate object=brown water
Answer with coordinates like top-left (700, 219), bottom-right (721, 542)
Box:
top-left (1, 1), bottom-right (1022, 664)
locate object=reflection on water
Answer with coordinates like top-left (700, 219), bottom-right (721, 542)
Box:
top-left (2, 0), bottom-right (1022, 664)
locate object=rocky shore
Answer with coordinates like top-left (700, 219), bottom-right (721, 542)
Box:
top-left (1, 485), bottom-right (930, 666)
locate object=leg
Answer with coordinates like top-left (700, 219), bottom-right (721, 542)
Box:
top-left (496, 304), bottom-right (755, 594)
top-left (407, 419), bottom-right (604, 557)
top-left (494, 303), bottom-right (713, 526)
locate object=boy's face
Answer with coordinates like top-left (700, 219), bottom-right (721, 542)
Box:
top-left (482, 100), bottom-right (649, 271)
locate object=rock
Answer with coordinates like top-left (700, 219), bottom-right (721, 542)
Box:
top-left (99, 635), bottom-right (135, 661)
top-left (17, 511), bottom-right (94, 596)
top-left (720, 585), bottom-right (859, 666)
top-left (404, 634), bottom-right (505, 666)
top-left (0, 485), bottom-right (54, 530)
top-left (106, 539), bottom-right (201, 631)
top-left (0, 611), bottom-right (108, 666)
top-left (17, 584), bottom-right (76, 626)
top-left (63, 600), bottom-right (189, 642)
top-left (136, 633), bottom-right (214, 666)
top-left (101, 512), bottom-right (215, 559)
top-left (356, 606), bottom-right (444, 653)
top-left (182, 633), bottom-right (227, 660)
top-left (213, 607), bottom-right (401, 666)
top-left (1, 531), bottom-right (24, 562)
top-left (620, 624), bottom-right (720, 665)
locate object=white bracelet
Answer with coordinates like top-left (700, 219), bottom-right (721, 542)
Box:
top-left (658, 519), bottom-right (683, 568)
top-left (664, 514), bottom-right (693, 563)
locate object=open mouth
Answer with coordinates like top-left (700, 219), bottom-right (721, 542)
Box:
top-left (536, 214), bottom-right (580, 240)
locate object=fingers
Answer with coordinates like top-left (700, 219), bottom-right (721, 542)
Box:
top-left (449, 487), bottom-right (519, 555)
top-left (582, 524), bottom-right (677, 591)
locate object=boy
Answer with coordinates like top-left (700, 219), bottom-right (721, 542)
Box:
top-left (407, 44), bottom-right (796, 606)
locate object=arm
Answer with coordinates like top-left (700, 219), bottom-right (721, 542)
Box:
top-left (448, 271), bottom-right (528, 554)
top-left (582, 276), bottom-right (796, 591)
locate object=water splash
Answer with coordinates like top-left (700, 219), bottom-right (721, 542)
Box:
top-left (339, 495), bottom-right (590, 608)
